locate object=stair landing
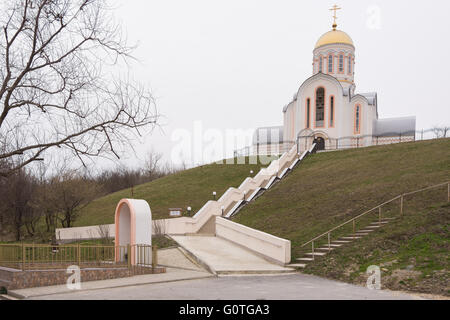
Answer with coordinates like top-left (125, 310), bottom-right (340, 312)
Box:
top-left (171, 236), bottom-right (294, 275)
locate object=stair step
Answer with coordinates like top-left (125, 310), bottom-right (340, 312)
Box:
top-left (358, 229), bottom-right (375, 233)
top-left (370, 221), bottom-right (389, 225)
top-left (381, 217), bottom-right (396, 220)
top-left (316, 247), bottom-right (334, 251)
top-left (351, 233), bottom-right (370, 236)
top-left (332, 240), bottom-right (351, 244)
top-left (341, 237), bottom-right (362, 240)
top-left (327, 244), bottom-right (343, 247)
top-left (365, 225), bottom-right (381, 229)
top-left (305, 252), bottom-right (327, 256)
top-left (296, 258), bottom-right (314, 261)
top-left (287, 263), bottom-right (306, 268)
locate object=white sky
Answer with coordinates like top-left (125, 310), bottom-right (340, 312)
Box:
top-left (106, 0), bottom-right (450, 169)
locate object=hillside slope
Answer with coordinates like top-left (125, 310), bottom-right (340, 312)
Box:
top-left (233, 138), bottom-right (450, 296)
top-left (75, 157), bottom-right (265, 227)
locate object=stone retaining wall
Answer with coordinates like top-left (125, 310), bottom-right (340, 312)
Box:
top-left (0, 265), bottom-right (165, 290)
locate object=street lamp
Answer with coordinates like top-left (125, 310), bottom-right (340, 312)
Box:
top-left (212, 191), bottom-right (216, 200)
top-left (187, 206), bottom-right (192, 216)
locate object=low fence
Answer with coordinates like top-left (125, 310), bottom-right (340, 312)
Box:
top-left (236, 128), bottom-right (449, 156)
top-left (0, 243), bottom-right (158, 272)
top-left (301, 181), bottom-right (450, 260)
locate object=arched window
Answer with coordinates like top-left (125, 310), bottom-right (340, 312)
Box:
top-left (315, 87), bottom-right (325, 127)
top-left (319, 57), bottom-right (323, 73)
top-left (348, 55), bottom-right (352, 75)
top-left (339, 54), bottom-right (344, 73)
top-left (306, 98), bottom-right (311, 128)
top-left (328, 54), bottom-right (333, 73)
top-left (354, 104), bottom-right (361, 134)
top-left (329, 96), bottom-right (335, 127)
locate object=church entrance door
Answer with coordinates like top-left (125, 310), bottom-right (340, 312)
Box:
top-left (313, 137), bottom-right (325, 151)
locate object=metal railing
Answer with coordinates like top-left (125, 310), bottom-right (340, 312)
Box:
top-left (240, 127), bottom-right (449, 156)
top-left (301, 181), bottom-right (450, 260)
top-left (0, 243), bottom-right (158, 271)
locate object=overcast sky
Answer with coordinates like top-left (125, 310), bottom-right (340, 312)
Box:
top-left (106, 0), bottom-right (450, 169)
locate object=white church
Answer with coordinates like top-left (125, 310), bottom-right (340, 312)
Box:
top-left (253, 8), bottom-right (416, 154)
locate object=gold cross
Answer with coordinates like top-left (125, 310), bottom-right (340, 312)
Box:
top-left (329, 5), bottom-right (341, 30)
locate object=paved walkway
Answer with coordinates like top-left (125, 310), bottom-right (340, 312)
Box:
top-left (9, 267), bottom-right (213, 299)
top-left (157, 247), bottom-right (205, 271)
top-left (171, 236), bottom-right (294, 274)
top-left (25, 273), bottom-right (423, 300)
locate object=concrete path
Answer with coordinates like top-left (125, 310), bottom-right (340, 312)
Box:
top-left (8, 267), bottom-right (214, 299)
top-left (157, 247), bottom-right (205, 271)
top-left (24, 273), bottom-right (424, 300)
top-left (171, 236), bottom-right (294, 274)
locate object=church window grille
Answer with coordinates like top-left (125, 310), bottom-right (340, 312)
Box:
top-left (315, 87), bottom-right (325, 127)
top-left (355, 104), bottom-right (361, 134)
top-left (306, 99), bottom-right (311, 128)
top-left (328, 55), bottom-right (333, 73)
top-left (319, 57), bottom-right (323, 72)
top-left (339, 55), bottom-right (344, 73)
top-left (348, 56), bottom-right (352, 74)
top-left (330, 96), bottom-right (334, 127)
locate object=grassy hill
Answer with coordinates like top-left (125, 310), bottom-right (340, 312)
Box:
top-left (233, 138), bottom-right (450, 296)
top-left (75, 157), bottom-right (266, 227)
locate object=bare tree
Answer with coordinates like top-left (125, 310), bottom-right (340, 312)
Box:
top-left (0, 0), bottom-right (159, 177)
top-left (144, 149), bottom-right (163, 179)
top-left (431, 126), bottom-right (450, 139)
top-left (0, 167), bottom-right (37, 240)
top-left (96, 224), bottom-right (111, 244)
top-left (152, 219), bottom-right (166, 237)
top-left (50, 171), bottom-right (102, 228)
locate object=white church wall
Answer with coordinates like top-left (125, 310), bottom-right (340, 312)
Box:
top-left (295, 76), bottom-right (343, 141)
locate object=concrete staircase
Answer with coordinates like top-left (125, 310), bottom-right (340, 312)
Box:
top-left (287, 217), bottom-right (397, 269)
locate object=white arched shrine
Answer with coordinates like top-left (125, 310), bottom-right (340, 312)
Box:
top-left (114, 199), bottom-right (152, 265)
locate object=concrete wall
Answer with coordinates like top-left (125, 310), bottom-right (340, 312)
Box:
top-left (215, 217), bottom-right (291, 265)
top-left (55, 224), bottom-right (115, 243)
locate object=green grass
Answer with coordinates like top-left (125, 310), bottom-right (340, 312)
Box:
top-left (233, 138), bottom-right (450, 296)
top-left (75, 156), bottom-right (268, 227)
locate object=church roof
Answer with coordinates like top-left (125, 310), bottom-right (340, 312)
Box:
top-left (315, 29), bottom-right (354, 49)
top-left (359, 92), bottom-right (377, 105)
top-left (373, 117), bottom-right (416, 136)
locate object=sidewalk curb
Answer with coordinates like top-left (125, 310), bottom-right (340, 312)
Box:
top-left (9, 271), bottom-right (215, 299)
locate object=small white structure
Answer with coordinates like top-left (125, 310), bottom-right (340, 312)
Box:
top-left (114, 199), bottom-right (152, 265)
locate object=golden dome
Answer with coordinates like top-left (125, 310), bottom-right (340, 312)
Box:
top-left (315, 29), bottom-right (354, 49)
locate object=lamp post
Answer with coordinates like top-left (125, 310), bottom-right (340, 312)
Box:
top-left (212, 191), bottom-right (216, 200)
top-left (187, 206), bottom-right (192, 216)
top-left (221, 206), bottom-right (225, 217)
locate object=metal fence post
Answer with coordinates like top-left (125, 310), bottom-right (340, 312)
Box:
top-left (352, 220), bottom-right (355, 237)
top-left (328, 233), bottom-right (331, 250)
top-left (22, 242), bottom-right (26, 271)
top-left (127, 244), bottom-right (131, 269)
top-left (400, 196), bottom-right (404, 216)
top-left (311, 241), bottom-right (315, 261)
top-left (152, 245), bottom-right (157, 269)
top-left (448, 183), bottom-right (449, 202)
top-left (379, 207), bottom-right (382, 223)
top-left (77, 243), bottom-right (81, 266)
